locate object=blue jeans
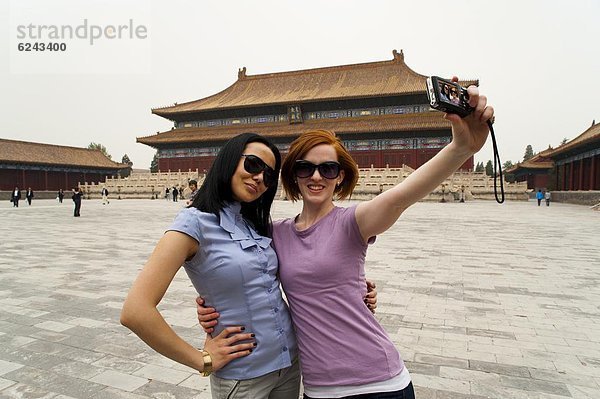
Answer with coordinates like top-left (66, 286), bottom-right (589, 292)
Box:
top-left (303, 382), bottom-right (415, 399)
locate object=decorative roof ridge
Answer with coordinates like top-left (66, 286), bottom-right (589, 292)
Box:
top-left (238, 49), bottom-right (425, 81)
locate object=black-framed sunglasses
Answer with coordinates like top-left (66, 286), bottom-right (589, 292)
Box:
top-left (293, 160), bottom-right (341, 179)
top-left (241, 154), bottom-right (277, 188)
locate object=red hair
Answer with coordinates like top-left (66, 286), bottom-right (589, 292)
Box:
top-left (281, 130), bottom-right (358, 201)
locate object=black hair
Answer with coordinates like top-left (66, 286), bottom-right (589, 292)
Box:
top-left (189, 133), bottom-right (281, 237)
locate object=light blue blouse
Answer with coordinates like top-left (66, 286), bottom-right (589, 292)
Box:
top-left (167, 202), bottom-right (297, 380)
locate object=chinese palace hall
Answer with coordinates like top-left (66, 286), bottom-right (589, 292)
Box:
top-left (138, 50), bottom-right (477, 172)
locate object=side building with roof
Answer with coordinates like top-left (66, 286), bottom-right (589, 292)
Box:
top-left (507, 120), bottom-right (600, 192)
top-left (137, 50), bottom-right (477, 172)
top-left (0, 138), bottom-right (128, 192)
top-left (548, 120), bottom-right (600, 192)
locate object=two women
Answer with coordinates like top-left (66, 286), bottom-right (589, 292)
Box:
top-left (198, 79), bottom-right (493, 398)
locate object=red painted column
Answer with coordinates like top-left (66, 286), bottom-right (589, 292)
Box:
top-left (578, 159), bottom-right (584, 191)
top-left (45, 170), bottom-right (48, 190)
top-left (556, 165), bottom-right (560, 190)
top-left (590, 156), bottom-right (596, 190)
top-left (568, 162), bottom-right (574, 190)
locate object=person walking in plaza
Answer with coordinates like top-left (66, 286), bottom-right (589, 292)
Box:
top-left (536, 189), bottom-right (544, 206)
top-left (101, 186), bottom-right (110, 205)
top-left (11, 186), bottom-right (21, 207)
top-left (57, 189), bottom-right (64, 203)
top-left (165, 186), bottom-right (170, 201)
top-left (72, 187), bottom-right (83, 217)
top-left (545, 190), bottom-right (551, 206)
top-left (172, 186), bottom-right (178, 202)
top-left (25, 187), bottom-right (34, 205)
top-left (198, 78), bottom-right (494, 398)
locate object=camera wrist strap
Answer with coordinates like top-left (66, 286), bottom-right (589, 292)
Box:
top-left (487, 120), bottom-right (505, 204)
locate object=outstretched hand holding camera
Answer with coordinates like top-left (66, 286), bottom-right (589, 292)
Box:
top-left (427, 75), bottom-right (503, 203)
top-left (443, 76), bottom-right (494, 158)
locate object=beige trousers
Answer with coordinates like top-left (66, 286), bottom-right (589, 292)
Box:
top-left (210, 356), bottom-right (300, 399)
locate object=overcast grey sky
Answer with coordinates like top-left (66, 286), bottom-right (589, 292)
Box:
top-left (1, 0), bottom-right (599, 170)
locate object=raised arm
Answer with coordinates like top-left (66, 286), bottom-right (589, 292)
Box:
top-left (121, 231), bottom-right (255, 374)
top-left (356, 79), bottom-right (494, 241)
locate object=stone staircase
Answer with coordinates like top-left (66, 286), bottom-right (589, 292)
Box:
top-left (351, 166), bottom-right (528, 201)
top-left (79, 169), bottom-right (204, 199)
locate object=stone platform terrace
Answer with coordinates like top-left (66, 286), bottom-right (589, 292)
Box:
top-left (0, 198), bottom-right (599, 398)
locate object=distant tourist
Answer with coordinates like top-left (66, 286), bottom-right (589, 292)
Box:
top-left (172, 186), bottom-right (178, 202)
top-left (536, 189), bottom-right (544, 206)
top-left (57, 189), bottom-right (64, 203)
top-left (11, 186), bottom-right (21, 207)
top-left (72, 187), bottom-right (84, 217)
top-left (26, 187), bottom-right (34, 205)
top-left (101, 186), bottom-right (110, 205)
top-left (165, 187), bottom-right (170, 201)
top-left (186, 179), bottom-right (198, 206)
top-left (545, 190), bottom-right (551, 206)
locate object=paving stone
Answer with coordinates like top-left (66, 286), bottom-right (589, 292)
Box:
top-left (1, 199), bottom-right (599, 398)
top-left (89, 370), bottom-right (149, 392)
top-left (414, 354), bottom-right (469, 369)
top-left (133, 380), bottom-right (205, 398)
top-left (498, 374), bottom-right (572, 396)
top-left (132, 364), bottom-right (192, 385)
top-left (3, 366), bottom-right (107, 397)
top-left (0, 360), bottom-right (24, 377)
top-left (90, 387), bottom-right (152, 399)
top-left (469, 359), bottom-right (530, 378)
top-left (0, 382), bottom-right (58, 399)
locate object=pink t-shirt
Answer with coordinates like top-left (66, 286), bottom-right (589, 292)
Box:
top-left (273, 206), bottom-right (403, 387)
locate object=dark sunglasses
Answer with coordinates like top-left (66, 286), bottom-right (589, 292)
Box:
top-left (242, 154), bottom-right (277, 188)
top-left (293, 160), bottom-right (341, 179)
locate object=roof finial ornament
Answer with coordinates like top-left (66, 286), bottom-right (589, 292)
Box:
top-left (593, 119), bottom-right (596, 126)
top-left (238, 67), bottom-right (247, 80)
top-left (392, 49), bottom-right (404, 62)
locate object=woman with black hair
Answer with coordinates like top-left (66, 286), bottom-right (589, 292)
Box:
top-left (121, 133), bottom-right (301, 398)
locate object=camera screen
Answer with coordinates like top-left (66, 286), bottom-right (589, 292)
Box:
top-left (437, 80), bottom-right (463, 106)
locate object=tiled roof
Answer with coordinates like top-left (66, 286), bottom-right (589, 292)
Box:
top-left (546, 121), bottom-right (600, 157)
top-left (505, 153), bottom-right (554, 173)
top-left (0, 138), bottom-right (128, 169)
top-left (152, 50), bottom-right (477, 117)
top-left (137, 111), bottom-right (451, 146)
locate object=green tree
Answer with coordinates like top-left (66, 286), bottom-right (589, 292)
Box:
top-left (121, 154), bottom-right (133, 167)
top-left (523, 144), bottom-right (534, 161)
top-left (475, 161), bottom-right (484, 173)
top-left (503, 160), bottom-right (514, 170)
top-left (88, 142), bottom-right (112, 159)
top-left (150, 151), bottom-right (159, 173)
top-left (120, 154), bottom-right (133, 178)
top-left (485, 160), bottom-right (493, 176)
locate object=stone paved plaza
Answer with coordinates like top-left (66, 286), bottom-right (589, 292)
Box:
top-left (1, 198), bottom-right (599, 398)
